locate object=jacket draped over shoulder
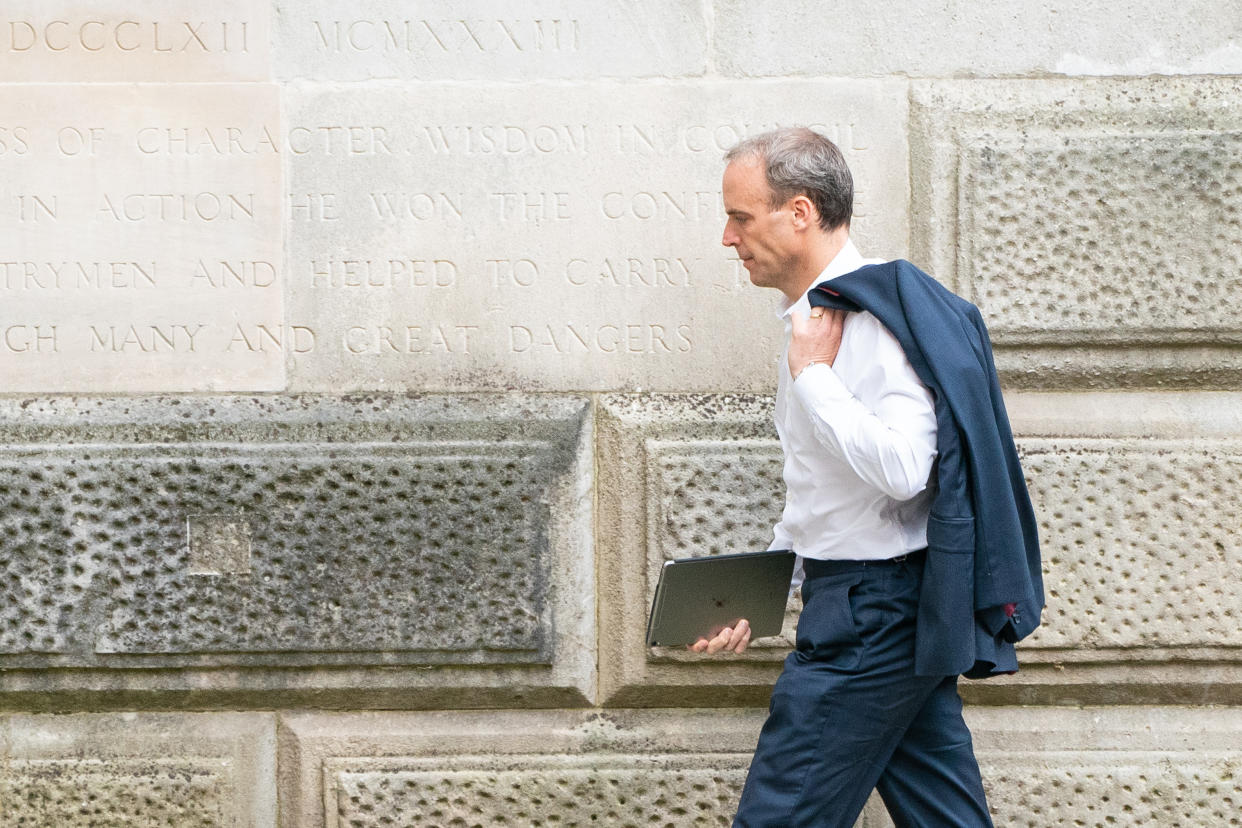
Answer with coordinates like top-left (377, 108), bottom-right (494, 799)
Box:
top-left (809, 260), bottom-right (1044, 679)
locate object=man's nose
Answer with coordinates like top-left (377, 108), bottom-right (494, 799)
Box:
top-left (722, 227), bottom-right (737, 247)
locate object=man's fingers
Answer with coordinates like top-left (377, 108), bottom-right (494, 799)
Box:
top-left (727, 619), bottom-right (751, 653)
top-left (733, 626), bottom-right (752, 654)
top-left (689, 622), bottom-right (751, 655)
top-left (705, 626), bottom-right (734, 655)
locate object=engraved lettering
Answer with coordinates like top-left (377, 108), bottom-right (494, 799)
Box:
top-left (509, 323), bottom-right (693, 354)
top-left (135, 125), bottom-right (278, 156)
top-left (564, 257), bottom-right (698, 287)
top-left (368, 192), bottom-right (463, 221)
top-left (3, 20), bottom-right (252, 54)
top-left (488, 191), bottom-right (569, 222)
top-left (311, 18), bottom-right (580, 54)
top-left (56, 126), bottom-right (105, 156)
top-left (285, 125), bottom-right (394, 156)
top-left (419, 124), bottom-right (588, 155)
top-left (0, 261), bottom-right (157, 290)
top-left (486, 259), bottom-right (538, 287)
top-left (87, 324), bottom-right (205, 353)
top-left (191, 259), bottom-right (276, 287)
top-left (309, 259), bottom-right (457, 288)
top-left (2, 325), bottom-right (58, 353)
top-left (228, 324), bottom-right (315, 353)
top-left (612, 121), bottom-right (841, 154)
top-left (97, 192), bottom-right (255, 221)
top-left (601, 190), bottom-right (722, 221)
top-left (16, 194), bottom-right (57, 221)
top-left (289, 193), bottom-right (338, 221)
top-left (341, 325), bottom-right (477, 355)
top-left (0, 127), bottom-right (31, 155)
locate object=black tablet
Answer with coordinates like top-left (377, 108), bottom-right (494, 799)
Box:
top-left (645, 549), bottom-right (797, 647)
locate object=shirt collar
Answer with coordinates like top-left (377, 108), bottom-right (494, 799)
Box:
top-left (777, 238), bottom-right (866, 321)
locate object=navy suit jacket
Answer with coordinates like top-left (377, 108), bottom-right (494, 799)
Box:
top-left (808, 259), bottom-right (1044, 678)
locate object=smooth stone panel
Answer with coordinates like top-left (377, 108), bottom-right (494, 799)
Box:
top-left (276, 709), bottom-right (890, 828)
top-left (275, 0), bottom-right (707, 80)
top-left (910, 78), bottom-right (1242, 389)
top-left (715, 0), bottom-right (1242, 77)
top-left (0, 1), bottom-right (271, 82)
top-left (0, 395), bottom-right (594, 709)
top-left (0, 83), bottom-right (283, 392)
top-left (0, 712), bottom-right (275, 827)
top-left (284, 80), bottom-right (908, 392)
top-left (597, 395), bottom-right (790, 706)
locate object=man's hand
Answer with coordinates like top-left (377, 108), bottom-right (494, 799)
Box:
top-left (788, 307), bottom-right (846, 379)
top-left (689, 619), bottom-right (751, 655)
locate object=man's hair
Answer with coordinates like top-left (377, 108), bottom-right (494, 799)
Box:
top-left (724, 127), bottom-right (853, 232)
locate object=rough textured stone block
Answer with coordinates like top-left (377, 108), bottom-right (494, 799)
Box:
top-left (0, 712), bottom-right (274, 826)
top-left (597, 395), bottom-right (791, 706)
top-left (0, 395), bottom-right (594, 709)
top-left (275, 0), bottom-right (707, 80)
top-left (1022, 438), bottom-right (1242, 650)
top-left (277, 709), bottom-right (890, 828)
top-left (283, 80), bottom-right (908, 392)
top-left (964, 391), bottom-right (1242, 705)
top-left (715, 0), bottom-right (1242, 78)
top-left (598, 391), bottom-right (1242, 705)
top-left (0, 83), bottom-right (283, 392)
top-left (855, 706), bottom-right (1242, 828)
top-left (279, 707), bottom-right (1242, 828)
top-left (0, 0), bottom-right (271, 82)
top-left (910, 78), bottom-right (1242, 389)
top-left (970, 706), bottom-right (1242, 828)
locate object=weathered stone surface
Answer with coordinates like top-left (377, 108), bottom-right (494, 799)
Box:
top-left (0, 1), bottom-right (271, 82)
top-left (282, 706), bottom-right (1242, 828)
top-left (0, 83), bottom-right (284, 392)
top-left (854, 706), bottom-right (1242, 828)
top-left (283, 80), bottom-right (908, 392)
top-left (910, 78), bottom-right (1242, 389)
top-left (277, 709), bottom-right (889, 828)
top-left (0, 395), bottom-right (594, 708)
top-left (597, 395), bottom-right (791, 706)
top-left (963, 392), bottom-right (1242, 704)
top-left (1021, 438), bottom-right (1242, 650)
top-left (598, 391), bottom-right (1242, 705)
top-left (275, 0), bottom-right (708, 80)
top-left (715, 0), bottom-right (1242, 78)
top-left (0, 712), bottom-right (275, 826)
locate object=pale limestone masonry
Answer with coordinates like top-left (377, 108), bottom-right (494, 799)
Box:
top-left (2, 1), bottom-right (1241, 826)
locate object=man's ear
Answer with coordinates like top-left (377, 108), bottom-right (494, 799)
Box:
top-left (789, 195), bottom-right (817, 230)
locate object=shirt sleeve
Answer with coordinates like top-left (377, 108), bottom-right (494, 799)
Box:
top-left (790, 315), bottom-right (937, 501)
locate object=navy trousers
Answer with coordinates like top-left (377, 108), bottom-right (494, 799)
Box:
top-left (734, 552), bottom-right (993, 827)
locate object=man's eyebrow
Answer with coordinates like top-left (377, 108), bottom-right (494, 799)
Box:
top-left (726, 209), bottom-right (750, 218)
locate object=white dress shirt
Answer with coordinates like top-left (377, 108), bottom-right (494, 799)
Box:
top-left (770, 240), bottom-right (938, 583)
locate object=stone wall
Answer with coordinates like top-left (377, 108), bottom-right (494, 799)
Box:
top-left (2, 2), bottom-right (1240, 825)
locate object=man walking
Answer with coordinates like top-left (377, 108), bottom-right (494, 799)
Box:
top-left (693, 127), bottom-right (1042, 827)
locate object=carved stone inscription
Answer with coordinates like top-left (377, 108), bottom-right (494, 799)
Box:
top-left (0, 84), bottom-right (283, 391)
top-left (276, 0), bottom-right (708, 81)
top-left (286, 81), bottom-right (909, 391)
top-left (0, 0), bottom-right (271, 82)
